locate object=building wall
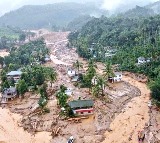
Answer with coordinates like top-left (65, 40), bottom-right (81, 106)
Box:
top-left (68, 71), bottom-right (76, 77)
top-left (74, 108), bottom-right (94, 116)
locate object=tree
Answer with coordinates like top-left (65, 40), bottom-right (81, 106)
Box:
top-left (39, 83), bottom-right (48, 98)
top-left (0, 56), bottom-right (4, 67)
top-left (150, 77), bottom-right (160, 106)
top-left (103, 62), bottom-right (114, 80)
top-left (56, 90), bottom-right (68, 107)
top-left (96, 75), bottom-right (108, 96)
top-left (19, 33), bottom-right (26, 43)
top-left (73, 60), bottom-right (83, 74)
top-left (17, 79), bottom-right (28, 97)
top-left (38, 84), bottom-right (48, 108)
top-left (60, 84), bottom-right (67, 92)
top-left (91, 84), bottom-right (100, 97)
top-left (43, 68), bottom-right (57, 87)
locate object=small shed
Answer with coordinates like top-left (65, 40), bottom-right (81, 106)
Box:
top-left (2, 87), bottom-right (17, 102)
top-left (68, 100), bottom-right (94, 116)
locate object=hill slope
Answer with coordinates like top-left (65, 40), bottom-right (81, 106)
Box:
top-left (146, 0), bottom-right (160, 14)
top-left (0, 3), bottom-right (107, 30)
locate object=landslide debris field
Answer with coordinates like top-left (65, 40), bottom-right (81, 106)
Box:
top-left (0, 30), bottom-right (159, 143)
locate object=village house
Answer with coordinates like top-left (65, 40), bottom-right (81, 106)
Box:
top-left (68, 100), bottom-right (94, 116)
top-left (109, 72), bottom-right (122, 83)
top-left (137, 57), bottom-right (150, 65)
top-left (6, 70), bottom-right (22, 82)
top-left (67, 69), bottom-right (76, 77)
top-left (1, 87), bottom-right (17, 102)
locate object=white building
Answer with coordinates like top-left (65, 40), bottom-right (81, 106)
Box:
top-left (65, 88), bottom-right (73, 96)
top-left (67, 69), bottom-right (76, 77)
top-left (109, 72), bottom-right (122, 83)
top-left (91, 76), bottom-right (98, 85)
top-left (138, 57), bottom-right (150, 65)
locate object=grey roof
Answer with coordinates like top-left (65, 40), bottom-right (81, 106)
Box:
top-left (114, 72), bottom-right (122, 76)
top-left (7, 71), bottom-right (22, 76)
top-left (138, 57), bottom-right (145, 60)
top-left (3, 87), bottom-right (17, 98)
top-left (68, 100), bottom-right (94, 109)
top-left (71, 76), bottom-right (79, 82)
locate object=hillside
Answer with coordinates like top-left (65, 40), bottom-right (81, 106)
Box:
top-left (66, 15), bottom-right (94, 31)
top-left (0, 3), bottom-right (107, 30)
top-left (120, 5), bottom-right (155, 18)
top-left (0, 26), bottom-right (22, 39)
top-left (146, 0), bottom-right (160, 14)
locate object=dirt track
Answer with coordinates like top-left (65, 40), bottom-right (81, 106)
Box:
top-left (103, 75), bottom-right (150, 143)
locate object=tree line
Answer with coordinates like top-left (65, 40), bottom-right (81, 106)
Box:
top-left (68, 15), bottom-right (160, 106)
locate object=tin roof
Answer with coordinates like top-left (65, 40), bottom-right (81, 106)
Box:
top-left (7, 71), bottom-right (22, 76)
top-left (68, 100), bottom-right (94, 109)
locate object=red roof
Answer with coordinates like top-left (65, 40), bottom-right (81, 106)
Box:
top-left (75, 108), bottom-right (93, 113)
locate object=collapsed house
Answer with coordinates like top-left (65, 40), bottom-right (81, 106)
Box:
top-left (1, 87), bottom-right (17, 102)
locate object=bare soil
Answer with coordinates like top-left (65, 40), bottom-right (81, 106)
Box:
top-left (0, 30), bottom-right (159, 143)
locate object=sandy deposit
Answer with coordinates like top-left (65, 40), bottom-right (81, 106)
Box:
top-left (0, 108), bottom-right (52, 143)
top-left (103, 75), bottom-right (150, 143)
top-left (0, 50), bottom-right (9, 57)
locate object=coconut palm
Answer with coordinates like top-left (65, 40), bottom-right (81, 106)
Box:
top-left (73, 60), bottom-right (83, 74)
top-left (49, 71), bottom-right (57, 87)
top-left (103, 62), bottom-right (114, 80)
top-left (96, 75), bottom-right (108, 96)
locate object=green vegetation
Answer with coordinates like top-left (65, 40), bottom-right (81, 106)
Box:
top-left (67, 15), bottom-right (94, 31)
top-left (0, 26), bottom-right (35, 50)
top-left (0, 3), bottom-right (107, 30)
top-left (0, 26), bottom-right (21, 39)
top-left (1, 39), bottom-right (57, 96)
top-left (68, 13), bottom-right (160, 106)
top-left (56, 85), bottom-right (68, 107)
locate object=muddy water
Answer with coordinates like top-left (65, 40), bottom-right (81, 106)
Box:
top-left (0, 108), bottom-right (52, 143)
top-left (102, 76), bottom-right (150, 143)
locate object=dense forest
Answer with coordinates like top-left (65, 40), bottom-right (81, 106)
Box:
top-left (68, 13), bottom-right (160, 106)
top-left (1, 39), bottom-right (56, 99)
top-left (0, 3), bottom-right (107, 30)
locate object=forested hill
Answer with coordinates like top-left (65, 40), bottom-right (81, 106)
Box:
top-left (0, 2), bottom-right (107, 30)
top-left (146, 0), bottom-right (160, 14)
top-left (68, 14), bottom-right (160, 106)
top-left (66, 15), bottom-right (94, 31)
top-left (119, 6), bottom-right (155, 18)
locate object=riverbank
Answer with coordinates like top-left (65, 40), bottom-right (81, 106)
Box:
top-left (0, 107), bottom-right (52, 143)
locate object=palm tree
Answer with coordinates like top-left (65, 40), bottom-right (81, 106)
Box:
top-left (73, 60), bottom-right (83, 74)
top-left (103, 62), bottom-right (114, 80)
top-left (84, 59), bottom-right (97, 91)
top-left (49, 71), bottom-right (57, 87)
top-left (56, 85), bottom-right (68, 107)
top-left (91, 85), bottom-right (100, 97)
top-left (97, 75), bottom-right (108, 96)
